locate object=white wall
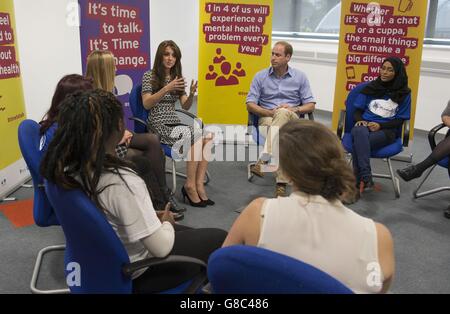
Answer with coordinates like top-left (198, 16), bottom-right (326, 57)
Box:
top-left (14, 0), bottom-right (82, 122)
top-left (150, 0), bottom-right (199, 82)
top-left (13, 0), bottom-right (450, 132)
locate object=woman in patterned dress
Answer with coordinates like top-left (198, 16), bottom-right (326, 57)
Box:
top-left (86, 50), bottom-right (186, 215)
top-left (142, 40), bottom-right (214, 207)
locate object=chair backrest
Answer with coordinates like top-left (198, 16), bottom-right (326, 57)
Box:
top-left (17, 119), bottom-right (59, 227)
top-left (208, 245), bottom-right (353, 294)
top-left (129, 84), bottom-right (148, 134)
top-left (129, 83), bottom-right (175, 159)
top-left (343, 81), bottom-right (371, 134)
top-left (45, 181), bottom-right (132, 294)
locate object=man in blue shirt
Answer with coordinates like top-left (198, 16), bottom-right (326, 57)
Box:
top-left (246, 41), bottom-right (316, 197)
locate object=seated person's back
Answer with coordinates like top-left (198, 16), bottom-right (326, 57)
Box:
top-left (223, 120), bottom-right (395, 294)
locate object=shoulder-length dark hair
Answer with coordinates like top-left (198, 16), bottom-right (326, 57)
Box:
top-left (40, 74), bottom-right (94, 134)
top-left (151, 40), bottom-right (183, 94)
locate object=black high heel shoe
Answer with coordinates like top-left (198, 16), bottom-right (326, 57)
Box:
top-left (181, 186), bottom-right (207, 207)
top-left (200, 198), bottom-right (215, 206)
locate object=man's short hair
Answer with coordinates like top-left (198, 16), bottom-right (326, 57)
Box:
top-left (275, 41), bottom-right (293, 57)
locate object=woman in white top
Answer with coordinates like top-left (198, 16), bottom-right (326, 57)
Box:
top-left (223, 120), bottom-right (395, 293)
top-left (41, 89), bottom-right (226, 293)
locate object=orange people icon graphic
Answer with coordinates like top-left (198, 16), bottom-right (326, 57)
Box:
top-left (213, 48), bottom-right (226, 64)
top-left (216, 62), bottom-right (239, 86)
top-left (207, 47), bottom-right (246, 86)
top-left (206, 65), bottom-right (218, 80)
top-left (232, 62), bottom-right (246, 77)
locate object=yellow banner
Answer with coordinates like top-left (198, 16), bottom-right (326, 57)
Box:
top-left (198, 0), bottom-right (273, 125)
top-left (332, 0), bottom-right (428, 137)
top-left (0, 0), bottom-right (26, 170)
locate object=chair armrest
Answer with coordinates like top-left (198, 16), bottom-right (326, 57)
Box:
top-left (122, 255), bottom-right (207, 294)
top-left (129, 117), bottom-right (147, 128)
top-left (428, 123), bottom-right (447, 150)
top-left (337, 109), bottom-right (346, 139)
top-left (402, 120), bottom-right (410, 147)
top-left (307, 112), bottom-right (314, 121)
top-left (123, 255), bottom-right (206, 276)
top-left (175, 109), bottom-right (204, 129)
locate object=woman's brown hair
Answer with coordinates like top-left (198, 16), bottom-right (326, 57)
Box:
top-left (151, 40), bottom-right (183, 94)
top-left (40, 74), bottom-right (94, 134)
top-left (279, 120), bottom-right (357, 202)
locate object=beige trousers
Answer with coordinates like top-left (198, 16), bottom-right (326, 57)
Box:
top-left (258, 108), bottom-right (299, 183)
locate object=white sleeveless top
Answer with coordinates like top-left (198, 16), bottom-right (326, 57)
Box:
top-left (257, 191), bottom-right (382, 293)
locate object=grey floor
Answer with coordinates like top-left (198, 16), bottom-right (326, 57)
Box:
top-left (1, 110), bottom-right (450, 294)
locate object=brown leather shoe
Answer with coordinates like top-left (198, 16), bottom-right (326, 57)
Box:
top-left (250, 161), bottom-right (264, 178)
top-left (275, 183), bottom-right (287, 197)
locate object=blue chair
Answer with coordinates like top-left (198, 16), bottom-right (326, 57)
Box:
top-left (337, 82), bottom-right (410, 198)
top-left (44, 180), bottom-right (208, 294)
top-left (17, 119), bottom-right (68, 294)
top-left (413, 124), bottom-right (450, 206)
top-left (207, 245), bottom-right (353, 294)
top-left (246, 111), bottom-right (314, 181)
top-left (129, 84), bottom-right (210, 193)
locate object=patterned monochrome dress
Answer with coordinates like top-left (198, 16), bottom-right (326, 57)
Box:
top-left (141, 71), bottom-right (202, 157)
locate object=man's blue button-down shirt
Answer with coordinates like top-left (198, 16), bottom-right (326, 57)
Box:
top-left (246, 66), bottom-right (316, 110)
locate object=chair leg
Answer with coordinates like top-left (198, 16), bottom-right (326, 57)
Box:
top-left (387, 158), bottom-right (400, 198)
top-left (413, 166), bottom-right (435, 198)
top-left (413, 165), bottom-right (450, 198)
top-left (172, 160), bottom-right (177, 194)
top-left (247, 162), bottom-right (256, 182)
top-left (372, 158), bottom-right (400, 198)
top-left (205, 171), bottom-right (211, 185)
top-left (346, 153), bottom-right (352, 166)
top-left (30, 244), bottom-right (70, 294)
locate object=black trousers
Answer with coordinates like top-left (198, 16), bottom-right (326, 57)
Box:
top-left (132, 225), bottom-right (227, 293)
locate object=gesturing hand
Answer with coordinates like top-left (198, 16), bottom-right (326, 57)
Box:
top-left (189, 80), bottom-right (198, 96)
top-left (118, 130), bottom-right (133, 146)
top-left (165, 76), bottom-right (186, 93)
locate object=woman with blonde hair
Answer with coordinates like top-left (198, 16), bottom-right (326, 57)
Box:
top-left (142, 40), bottom-right (214, 208)
top-left (223, 120), bottom-right (395, 294)
top-left (86, 50), bottom-right (186, 215)
top-left (86, 50), bottom-right (117, 93)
